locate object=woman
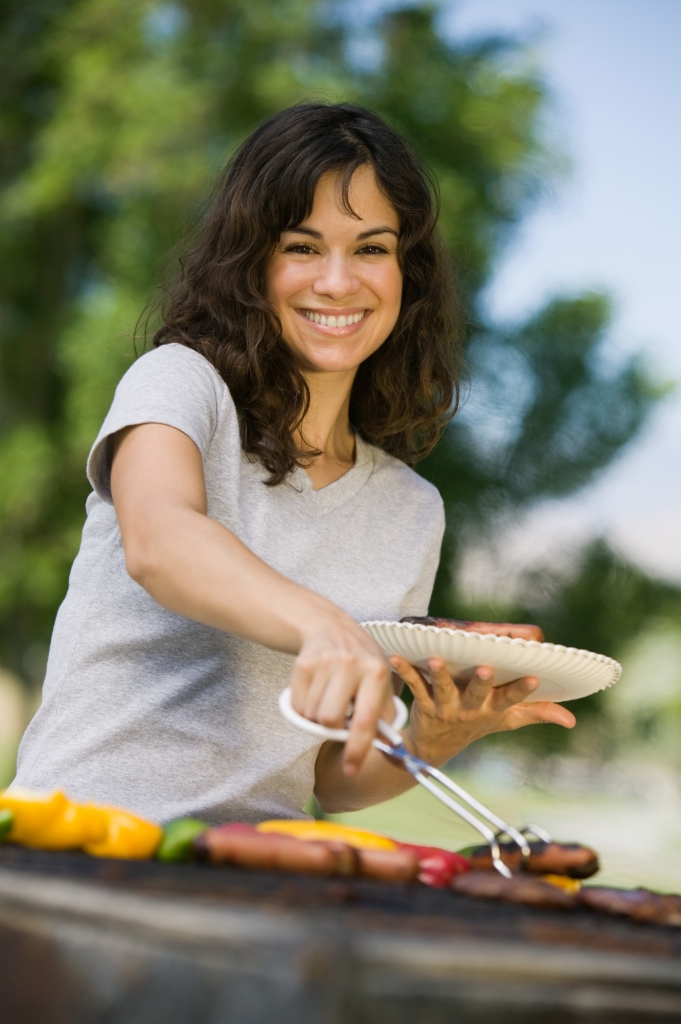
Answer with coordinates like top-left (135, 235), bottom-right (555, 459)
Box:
top-left (14, 104), bottom-right (574, 825)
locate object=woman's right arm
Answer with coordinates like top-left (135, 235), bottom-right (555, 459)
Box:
top-left (110, 422), bottom-right (394, 774)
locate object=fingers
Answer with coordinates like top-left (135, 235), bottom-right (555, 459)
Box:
top-left (490, 675), bottom-right (539, 711)
top-left (389, 656), bottom-right (434, 709)
top-left (290, 652), bottom-right (317, 715)
top-left (506, 701), bottom-right (576, 730)
top-left (427, 658), bottom-right (455, 706)
top-left (343, 666), bottom-right (393, 774)
top-left (458, 665), bottom-right (495, 710)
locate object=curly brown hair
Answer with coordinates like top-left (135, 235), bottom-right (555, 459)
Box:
top-left (153, 102), bottom-right (463, 485)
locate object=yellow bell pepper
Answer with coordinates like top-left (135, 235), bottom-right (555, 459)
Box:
top-left (542, 873), bottom-right (582, 895)
top-left (256, 819), bottom-right (398, 851)
top-left (0, 787), bottom-right (106, 849)
top-left (84, 806), bottom-right (162, 859)
top-left (0, 787), bottom-right (162, 859)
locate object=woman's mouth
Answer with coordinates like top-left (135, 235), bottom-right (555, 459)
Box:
top-left (300, 309), bottom-right (367, 328)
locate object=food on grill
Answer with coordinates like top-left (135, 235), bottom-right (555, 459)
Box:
top-left (452, 870), bottom-right (577, 909)
top-left (579, 886), bottom-right (681, 927)
top-left (256, 819), bottom-right (398, 850)
top-left (0, 808), bottom-right (13, 840)
top-left (256, 821), bottom-right (467, 886)
top-left (356, 846), bottom-right (419, 883)
top-left (541, 873), bottom-right (582, 895)
top-left (83, 805), bottom-right (164, 859)
top-left (195, 823), bottom-right (421, 882)
top-left (464, 840), bottom-right (599, 879)
top-left (157, 817), bottom-right (209, 862)
top-left (194, 823), bottom-right (358, 876)
top-left (399, 843), bottom-right (470, 888)
top-left (0, 787), bottom-right (162, 858)
top-left (400, 617), bottom-right (544, 643)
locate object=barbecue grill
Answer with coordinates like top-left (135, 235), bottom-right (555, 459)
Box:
top-left (0, 845), bottom-right (679, 1023)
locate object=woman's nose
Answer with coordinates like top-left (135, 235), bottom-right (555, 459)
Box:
top-left (312, 255), bottom-right (360, 299)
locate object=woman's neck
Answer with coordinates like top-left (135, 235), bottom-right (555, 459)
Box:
top-left (295, 369), bottom-right (357, 490)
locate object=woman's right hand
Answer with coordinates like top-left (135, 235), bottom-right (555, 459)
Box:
top-left (290, 614), bottom-right (395, 776)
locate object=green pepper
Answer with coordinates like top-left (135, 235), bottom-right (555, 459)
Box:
top-left (0, 808), bottom-right (13, 841)
top-left (157, 817), bottom-right (208, 862)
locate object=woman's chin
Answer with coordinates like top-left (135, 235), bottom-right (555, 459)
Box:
top-left (289, 341), bottom-right (380, 376)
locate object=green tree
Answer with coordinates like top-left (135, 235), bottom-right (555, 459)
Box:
top-left (0, 0), bottom-right (670, 695)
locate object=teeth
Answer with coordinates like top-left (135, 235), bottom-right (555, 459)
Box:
top-left (303, 310), bottom-right (365, 326)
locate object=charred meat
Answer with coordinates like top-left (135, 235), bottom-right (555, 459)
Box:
top-left (466, 841), bottom-right (599, 879)
top-left (400, 618), bottom-right (544, 642)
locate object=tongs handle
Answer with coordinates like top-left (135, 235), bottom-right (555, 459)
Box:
top-left (278, 688), bottom-right (409, 741)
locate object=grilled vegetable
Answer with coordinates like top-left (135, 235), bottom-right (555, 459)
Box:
top-left (82, 806), bottom-right (163, 859)
top-left (256, 819), bottom-right (397, 850)
top-left (399, 843), bottom-right (470, 888)
top-left (542, 874), bottom-right (582, 895)
top-left (0, 809), bottom-right (13, 841)
top-left (465, 840), bottom-right (599, 879)
top-left (0, 787), bottom-right (162, 859)
top-left (157, 817), bottom-right (209, 862)
top-left (0, 788), bottom-right (107, 850)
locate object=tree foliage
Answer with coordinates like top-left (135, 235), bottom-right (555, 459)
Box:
top-left (0, 0), bottom-right (669, 686)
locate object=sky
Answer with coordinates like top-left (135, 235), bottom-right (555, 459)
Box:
top-left (440, 0), bottom-right (681, 585)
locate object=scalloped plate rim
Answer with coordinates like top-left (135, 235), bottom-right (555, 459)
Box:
top-left (360, 620), bottom-right (622, 700)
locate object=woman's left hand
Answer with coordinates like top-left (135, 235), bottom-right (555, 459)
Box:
top-left (389, 656), bottom-right (576, 766)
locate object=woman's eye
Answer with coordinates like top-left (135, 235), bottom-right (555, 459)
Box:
top-left (357, 244), bottom-right (389, 255)
top-left (284, 244), bottom-right (317, 254)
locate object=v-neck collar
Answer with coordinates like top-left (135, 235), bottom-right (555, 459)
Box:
top-left (288, 434), bottom-right (375, 517)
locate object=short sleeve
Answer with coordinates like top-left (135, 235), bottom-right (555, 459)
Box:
top-left (400, 491), bottom-right (446, 617)
top-left (87, 344), bottom-right (224, 503)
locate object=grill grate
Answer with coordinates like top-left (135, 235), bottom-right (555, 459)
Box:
top-left (1, 844), bottom-right (680, 959)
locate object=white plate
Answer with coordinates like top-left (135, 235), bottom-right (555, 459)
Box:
top-left (361, 621), bottom-right (622, 703)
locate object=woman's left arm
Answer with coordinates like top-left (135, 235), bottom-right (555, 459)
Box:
top-left (314, 657), bottom-right (576, 813)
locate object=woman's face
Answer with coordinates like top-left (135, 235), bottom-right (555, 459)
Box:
top-left (266, 165), bottom-right (402, 375)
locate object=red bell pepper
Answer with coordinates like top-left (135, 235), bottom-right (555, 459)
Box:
top-left (398, 842), bottom-right (470, 888)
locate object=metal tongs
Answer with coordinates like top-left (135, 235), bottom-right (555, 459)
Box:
top-left (279, 689), bottom-right (553, 878)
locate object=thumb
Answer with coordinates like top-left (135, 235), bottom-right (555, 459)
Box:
top-left (508, 702), bottom-right (576, 731)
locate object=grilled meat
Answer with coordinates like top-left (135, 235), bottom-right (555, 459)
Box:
top-left (452, 871), bottom-right (576, 909)
top-left (579, 886), bottom-right (681, 927)
top-left (194, 824), bottom-right (358, 876)
top-left (400, 618), bottom-right (544, 642)
top-left (466, 841), bottom-right (599, 879)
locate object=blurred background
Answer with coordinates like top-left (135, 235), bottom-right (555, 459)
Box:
top-left (1, 0), bottom-right (680, 889)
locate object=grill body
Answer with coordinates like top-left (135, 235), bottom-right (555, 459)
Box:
top-left (0, 846), bottom-right (680, 1023)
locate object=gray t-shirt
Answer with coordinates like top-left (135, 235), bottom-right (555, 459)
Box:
top-left (14, 344), bottom-right (445, 824)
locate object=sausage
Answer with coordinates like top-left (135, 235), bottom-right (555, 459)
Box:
top-left (452, 870), bottom-right (576, 909)
top-left (467, 841), bottom-right (599, 879)
top-left (401, 617), bottom-right (544, 643)
top-left (194, 824), bottom-right (358, 876)
top-left (357, 847), bottom-right (419, 883)
top-left (579, 886), bottom-right (681, 927)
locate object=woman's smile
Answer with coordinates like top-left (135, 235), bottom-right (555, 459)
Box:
top-left (297, 307), bottom-right (370, 332)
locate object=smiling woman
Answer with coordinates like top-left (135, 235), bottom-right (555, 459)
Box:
top-left (154, 103), bottom-right (460, 486)
top-left (12, 104), bottom-right (573, 827)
